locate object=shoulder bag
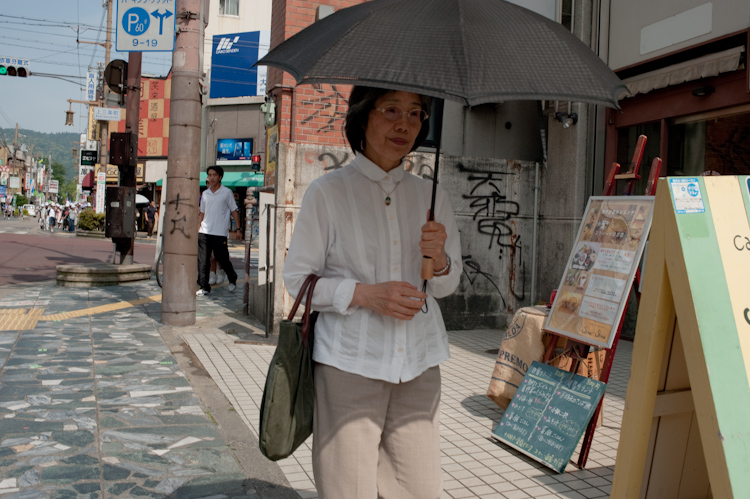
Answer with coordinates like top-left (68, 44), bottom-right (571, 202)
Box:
top-left (259, 274), bottom-right (320, 461)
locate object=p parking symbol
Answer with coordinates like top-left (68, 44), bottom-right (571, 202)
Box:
top-left (123, 7), bottom-right (150, 36)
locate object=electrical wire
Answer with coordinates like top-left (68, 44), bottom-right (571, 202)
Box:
top-left (88, 6), bottom-right (107, 70)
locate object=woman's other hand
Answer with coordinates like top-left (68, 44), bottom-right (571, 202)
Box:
top-left (351, 282), bottom-right (427, 320)
top-left (420, 210), bottom-right (448, 270)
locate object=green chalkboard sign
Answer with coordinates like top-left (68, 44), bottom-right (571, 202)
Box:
top-left (491, 361), bottom-right (606, 473)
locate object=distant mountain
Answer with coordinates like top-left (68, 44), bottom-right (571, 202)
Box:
top-left (0, 128), bottom-right (78, 180)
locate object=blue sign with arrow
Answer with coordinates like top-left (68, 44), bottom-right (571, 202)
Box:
top-left (116, 0), bottom-right (176, 52)
top-left (151, 9), bottom-right (173, 35)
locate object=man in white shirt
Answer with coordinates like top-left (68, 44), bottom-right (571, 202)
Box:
top-left (197, 165), bottom-right (242, 296)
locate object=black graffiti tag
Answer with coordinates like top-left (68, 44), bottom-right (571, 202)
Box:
top-left (462, 255), bottom-right (506, 308)
top-left (300, 84), bottom-right (348, 134)
top-left (463, 173), bottom-right (521, 254)
top-left (319, 152), bottom-right (350, 171)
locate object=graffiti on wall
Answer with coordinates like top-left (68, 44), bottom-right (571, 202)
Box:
top-left (302, 150), bottom-right (436, 178)
top-left (404, 154), bottom-right (434, 180)
top-left (167, 192), bottom-right (192, 238)
top-left (459, 163), bottom-right (526, 306)
top-left (304, 151), bottom-right (350, 171)
top-left (300, 84), bottom-right (348, 134)
top-left (462, 255), bottom-right (506, 308)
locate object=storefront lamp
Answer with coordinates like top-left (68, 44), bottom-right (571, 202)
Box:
top-left (555, 112), bottom-right (578, 128)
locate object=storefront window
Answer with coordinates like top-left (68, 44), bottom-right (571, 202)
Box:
top-left (614, 108), bottom-right (750, 194)
top-left (668, 111), bottom-right (750, 176)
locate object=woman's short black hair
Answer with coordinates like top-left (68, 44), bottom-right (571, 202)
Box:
top-left (344, 86), bottom-right (432, 156)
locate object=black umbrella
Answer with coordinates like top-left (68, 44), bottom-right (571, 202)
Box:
top-left (256, 0), bottom-right (627, 277)
top-left (257, 0), bottom-right (627, 108)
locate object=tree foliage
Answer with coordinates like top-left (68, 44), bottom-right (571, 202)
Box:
top-left (0, 128), bottom-right (77, 179)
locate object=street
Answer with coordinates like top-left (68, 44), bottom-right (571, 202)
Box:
top-left (0, 217), bottom-right (157, 285)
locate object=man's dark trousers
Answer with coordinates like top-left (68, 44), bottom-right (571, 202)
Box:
top-left (197, 233), bottom-right (238, 292)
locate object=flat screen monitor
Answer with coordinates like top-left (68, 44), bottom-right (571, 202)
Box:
top-left (216, 138), bottom-right (254, 165)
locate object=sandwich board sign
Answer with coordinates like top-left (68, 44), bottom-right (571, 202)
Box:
top-left (612, 177), bottom-right (750, 498)
top-left (545, 196), bottom-right (655, 348)
top-left (491, 361), bottom-right (606, 473)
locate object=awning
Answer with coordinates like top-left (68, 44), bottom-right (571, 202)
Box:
top-left (81, 171), bottom-right (95, 189)
top-left (155, 171), bottom-right (264, 187)
top-left (622, 46), bottom-right (745, 98)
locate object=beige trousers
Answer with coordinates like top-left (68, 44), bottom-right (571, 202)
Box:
top-left (312, 364), bottom-right (442, 499)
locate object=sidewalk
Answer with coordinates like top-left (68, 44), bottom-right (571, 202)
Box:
top-left (0, 271), bottom-right (631, 498)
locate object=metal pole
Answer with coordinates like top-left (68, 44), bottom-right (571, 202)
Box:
top-left (264, 203), bottom-right (273, 337)
top-left (113, 51), bottom-right (141, 265)
top-left (161, 0), bottom-right (204, 326)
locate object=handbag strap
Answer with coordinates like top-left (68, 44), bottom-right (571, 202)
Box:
top-left (287, 274), bottom-right (316, 321)
top-left (301, 275), bottom-right (320, 346)
top-left (287, 274), bottom-right (321, 344)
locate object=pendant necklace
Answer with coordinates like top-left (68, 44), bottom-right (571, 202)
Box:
top-left (375, 180), bottom-right (401, 206)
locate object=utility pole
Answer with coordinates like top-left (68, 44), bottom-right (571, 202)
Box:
top-left (100, 0), bottom-right (112, 177)
top-left (161, 0), bottom-right (204, 326)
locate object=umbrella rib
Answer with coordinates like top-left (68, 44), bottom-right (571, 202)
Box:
top-left (457, 0), bottom-right (472, 103)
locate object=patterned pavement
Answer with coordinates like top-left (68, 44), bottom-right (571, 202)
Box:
top-left (0, 278), bottom-right (275, 499)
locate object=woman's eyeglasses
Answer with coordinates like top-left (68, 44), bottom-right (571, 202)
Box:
top-left (375, 106), bottom-right (429, 125)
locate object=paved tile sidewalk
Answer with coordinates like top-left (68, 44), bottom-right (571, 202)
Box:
top-left (0, 281), bottom-right (260, 499)
top-left (185, 327), bottom-right (633, 499)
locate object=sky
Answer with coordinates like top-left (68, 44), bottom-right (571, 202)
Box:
top-left (0, 0), bottom-right (174, 136)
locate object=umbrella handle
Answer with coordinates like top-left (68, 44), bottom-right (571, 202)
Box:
top-left (421, 256), bottom-right (434, 280)
top-left (420, 99), bottom-right (444, 286)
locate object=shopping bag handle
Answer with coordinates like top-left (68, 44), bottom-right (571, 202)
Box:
top-left (287, 274), bottom-right (320, 344)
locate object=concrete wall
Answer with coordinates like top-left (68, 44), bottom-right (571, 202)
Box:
top-left (608, 0), bottom-right (750, 70)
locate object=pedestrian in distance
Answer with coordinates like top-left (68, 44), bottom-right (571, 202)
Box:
top-left (145, 201), bottom-right (157, 238)
top-left (282, 87), bottom-right (462, 498)
top-left (196, 165), bottom-right (242, 296)
top-left (68, 206), bottom-right (77, 232)
top-left (47, 204), bottom-right (56, 232)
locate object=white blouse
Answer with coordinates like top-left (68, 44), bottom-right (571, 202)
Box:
top-left (282, 153), bottom-right (462, 383)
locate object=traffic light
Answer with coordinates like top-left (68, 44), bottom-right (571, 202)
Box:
top-left (251, 155), bottom-right (261, 171)
top-left (0, 59), bottom-right (29, 77)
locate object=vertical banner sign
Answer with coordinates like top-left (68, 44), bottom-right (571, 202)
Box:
top-left (24, 173), bottom-right (32, 191)
top-left (265, 125), bottom-right (278, 187)
top-left (87, 71), bottom-right (97, 102)
top-left (545, 196), bottom-right (655, 348)
top-left (95, 172), bottom-right (106, 214)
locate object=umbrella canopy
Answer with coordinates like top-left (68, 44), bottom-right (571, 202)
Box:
top-left (256, 0), bottom-right (628, 108)
top-left (135, 194), bottom-right (151, 205)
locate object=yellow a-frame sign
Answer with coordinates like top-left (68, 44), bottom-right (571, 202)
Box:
top-left (612, 177), bottom-right (750, 498)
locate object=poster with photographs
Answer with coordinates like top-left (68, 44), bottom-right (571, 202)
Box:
top-left (545, 196), bottom-right (655, 348)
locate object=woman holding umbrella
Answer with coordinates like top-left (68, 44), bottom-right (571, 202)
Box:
top-left (283, 86), bottom-right (462, 497)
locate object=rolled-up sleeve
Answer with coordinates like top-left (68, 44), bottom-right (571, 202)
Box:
top-left (426, 185), bottom-right (462, 299)
top-left (282, 183), bottom-right (359, 314)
